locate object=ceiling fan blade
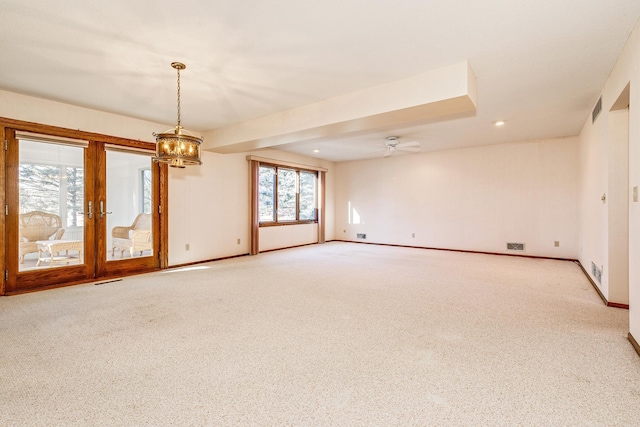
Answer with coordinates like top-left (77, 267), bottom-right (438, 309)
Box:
top-left (396, 141), bottom-right (420, 148)
top-left (397, 146), bottom-right (421, 153)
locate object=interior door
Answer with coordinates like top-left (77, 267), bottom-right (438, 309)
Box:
top-left (5, 130), bottom-right (96, 292)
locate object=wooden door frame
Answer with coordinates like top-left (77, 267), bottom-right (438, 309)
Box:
top-left (4, 128), bottom-right (95, 292)
top-left (94, 141), bottom-right (163, 278)
top-left (0, 125), bottom-right (5, 295)
top-left (0, 117), bottom-right (168, 294)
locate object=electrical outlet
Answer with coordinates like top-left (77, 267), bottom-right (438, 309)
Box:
top-left (412, 233), bottom-right (415, 238)
top-left (237, 238), bottom-right (241, 244)
top-left (185, 243), bottom-right (190, 251)
top-left (554, 241), bottom-right (560, 247)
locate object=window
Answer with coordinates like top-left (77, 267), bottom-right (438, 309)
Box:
top-left (258, 164), bottom-right (317, 224)
top-left (277, 168), bottom-right (297, 221)
top-left (299, 171), bottom-right (317, 220)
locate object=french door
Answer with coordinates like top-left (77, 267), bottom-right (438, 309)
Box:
top-left (4, 128), bottom-right (164, 293)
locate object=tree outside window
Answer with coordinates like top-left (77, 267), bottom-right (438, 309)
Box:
top-left (259, 166), bottom-right (276, 222)
top-left (19, 163), bottom-right (84, 227)
top-left (299, 171), bottom-right (317, 220)
top-left (141, 168), bottom-right (152, 214)
top-left (277, 168), bottom-right (297, 221)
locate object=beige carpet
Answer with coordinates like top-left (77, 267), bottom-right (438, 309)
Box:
top-left (1, 242), bottom-right (638, 426)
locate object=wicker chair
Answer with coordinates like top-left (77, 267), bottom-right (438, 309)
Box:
top-left (111, 213), bottom-right (152, 257)
top-left (19, 211), bottom-right (65, 264)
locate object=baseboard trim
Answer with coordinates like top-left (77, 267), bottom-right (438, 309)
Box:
top-left (629, 333), bottom-right (640, 358)
top-left (168, 253), bottom-right (250, 269)
top-left (608, 301), bottom-right (630, 309)
top-left (332, 240), bottom-right (578, 262)
top-left (575, 261), bottom-right (629, 309)
top-left (167, 242), bottom-right (320, 268)
top-left (259, 242), bottom-right (319, 254)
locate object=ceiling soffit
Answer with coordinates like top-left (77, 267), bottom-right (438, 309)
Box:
top-left (203, 61), bottom-right (477, 154)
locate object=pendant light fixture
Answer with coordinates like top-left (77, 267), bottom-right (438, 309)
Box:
top-left (153, 62), bottom-right (202, 168)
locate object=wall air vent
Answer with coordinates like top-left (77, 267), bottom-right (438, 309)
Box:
top-left (591, 262), bottom-right (602, 284)
top-left (592, 96), bottom-right (602, 123)
top-left (506, 242), bottom-right (525, 251)
top-left (356, 233), bottom-right (367, 240)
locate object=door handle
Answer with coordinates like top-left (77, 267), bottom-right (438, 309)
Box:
top-left (80, 201), bottom-right (93, 219)
top-left (99, 201), bottom-right (112, 219)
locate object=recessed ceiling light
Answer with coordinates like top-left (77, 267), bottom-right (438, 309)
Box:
top-left (493, 120), bottom-right (506, 126)
top-left (313, 149), bottom-right (320, 153)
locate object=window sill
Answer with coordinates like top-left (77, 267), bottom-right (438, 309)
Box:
top-left (259, 221), bottom-right (318, 227)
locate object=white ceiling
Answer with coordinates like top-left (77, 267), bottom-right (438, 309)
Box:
top-left (1, 0), bottom-right (640, 162)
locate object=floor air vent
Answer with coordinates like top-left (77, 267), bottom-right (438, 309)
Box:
top-left (356, 233), bottom-right (367, 240)
top-left (506, 242), bottom-right (525, 251)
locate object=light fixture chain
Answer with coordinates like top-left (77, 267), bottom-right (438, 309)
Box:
top-left (176, 67), bottom-right (181, 127)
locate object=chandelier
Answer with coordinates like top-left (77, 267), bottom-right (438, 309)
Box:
top-left (153, 62), bottom-right (202, 168)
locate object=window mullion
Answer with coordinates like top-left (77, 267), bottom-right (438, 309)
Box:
top-left (273, 167), bottom-right (279, 223)
top-left (314, 173), bottom-right (318, 221)
top-left (296, 170), bottom-right (300, 221)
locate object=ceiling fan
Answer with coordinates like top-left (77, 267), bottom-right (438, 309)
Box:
top-left (382, 136), bottom-right (421, 157)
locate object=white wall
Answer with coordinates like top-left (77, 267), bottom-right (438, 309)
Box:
top-left (608, 109), bottom-right (629, 305)
top-left (629, 24), bottom-right (640, 342)
top-left (335, 137), bottom-right (580, 259)
top-left (167, 151), bottom-right (250, 264)
top-left (579, 18), bottom-right (640, 340)
top-left (259, 224), bottom-right (319, 252)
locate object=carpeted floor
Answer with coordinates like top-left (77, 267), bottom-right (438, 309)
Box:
top-left (1, 242), bottom-right (638, 426)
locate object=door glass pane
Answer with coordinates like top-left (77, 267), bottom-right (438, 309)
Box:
top-left (18, 140), bottom-right (85, 271)
top-left (277, 168), bottom-right (297, 221)
top-left (106, 150), bottom-right (154, 260)
top-left (258, 166), bottom-right (275, 222)
top-left (299, 171), bottom-right (317, 220)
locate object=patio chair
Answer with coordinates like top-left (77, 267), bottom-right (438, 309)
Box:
top-left (111, 213), bottom-right (152, 257)
top-left (19, 211), bottom-right (65, 264)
